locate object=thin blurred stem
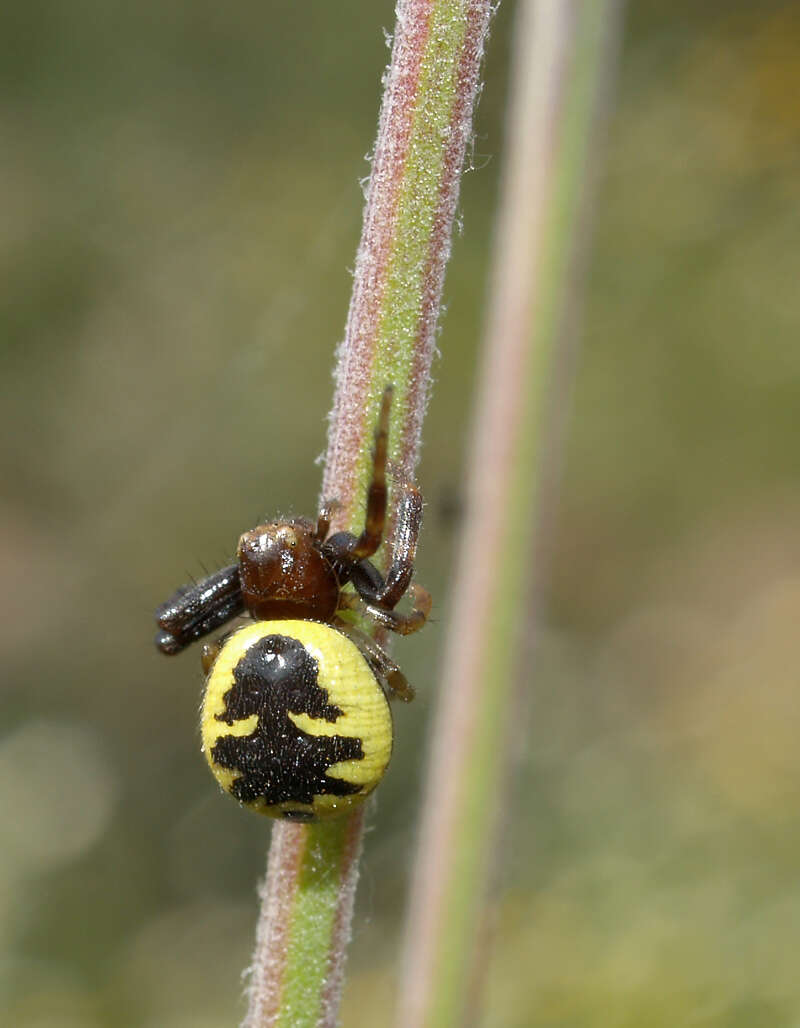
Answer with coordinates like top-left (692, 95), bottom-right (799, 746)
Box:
top-left (243, 3), bottom-right (493, 1026)
top-left (397, 2), bottom-right (623, 1026)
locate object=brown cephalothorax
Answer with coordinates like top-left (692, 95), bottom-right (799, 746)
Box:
top-left (155, 386), bottom-right (431, 703)
top-left (237, 517), bottom-right (340, 622)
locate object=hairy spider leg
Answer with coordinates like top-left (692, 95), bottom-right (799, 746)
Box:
top-left (155, 564), bottom-right (244, 654)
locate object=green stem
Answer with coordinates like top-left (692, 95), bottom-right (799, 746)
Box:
top-left (243, 3), bottom-right (493, 1026)
top-left (398, 3), bottom-right (624, 1026)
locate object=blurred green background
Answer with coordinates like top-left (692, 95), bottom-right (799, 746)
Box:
top-left (2, 1), bottom-right (799, 1025)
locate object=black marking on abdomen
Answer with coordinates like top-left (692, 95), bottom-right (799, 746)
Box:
top-left (211, 634), bottom-right (363, 806)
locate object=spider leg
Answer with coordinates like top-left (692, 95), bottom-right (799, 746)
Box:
top-left (352, 384), bottom-right (392, 558)
top-left (346, 583), bottom-right (432, 637)
top-left (322, 386), bottom-right (428, 626)
top-left (324, 385), bottom-right (392, 564)
top-left (315, 498), bottom-right (341, 543)
top-left (200, 631), bottom-right (235, 675)
top-left (334, 618), bottom-right (415, 702)
top-left (375, 483), bottom-right (423, 609)
top-left (341, 483), bottom-right (423, 610)
top-left (155, 564), bottom-right (244, 654)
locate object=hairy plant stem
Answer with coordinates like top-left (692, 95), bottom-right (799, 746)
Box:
top-left (397, 2), bottom-right (624, 1026)
top-left (243, 3), bottom-right (494, 1026)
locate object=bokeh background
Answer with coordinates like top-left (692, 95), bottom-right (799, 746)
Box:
top-left (2, 1), bottom-right (799, 1025)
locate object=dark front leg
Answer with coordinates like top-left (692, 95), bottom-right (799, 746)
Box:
top-left (155, 564), bottom-right (244, 654)
top-left (342, 484), bottom-right (424, 611)
top-left (376, 483), bottom-right (423, 609)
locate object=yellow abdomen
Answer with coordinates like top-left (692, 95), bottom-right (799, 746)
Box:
top-left (201, 620), bottom-right (393, 821)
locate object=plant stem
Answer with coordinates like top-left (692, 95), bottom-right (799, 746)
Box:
top-left (243, 3), bottom-right (493, 1025)
top-left (397, 3), bottom-right (623, 1026)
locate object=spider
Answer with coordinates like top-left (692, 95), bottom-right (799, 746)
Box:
top-left (154, 387), bottom-right (431, 820)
